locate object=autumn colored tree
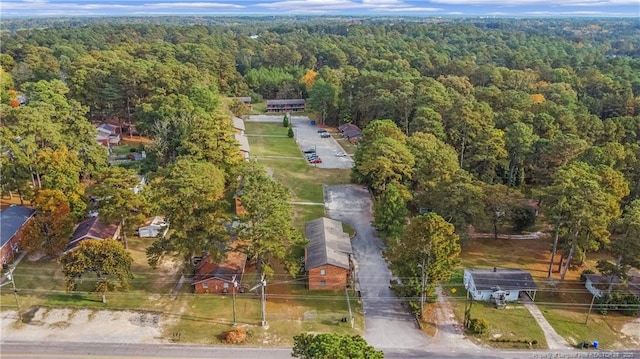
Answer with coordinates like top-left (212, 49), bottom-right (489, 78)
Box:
top-left (58, 239), bottom-right (133, 304)
top-left (21, 189), bottom-right (75, 256)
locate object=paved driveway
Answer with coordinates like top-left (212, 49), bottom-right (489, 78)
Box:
top-left (324, 184), bottom-right (430, 350)
top-left (290, 116), bottom-right (354, 169)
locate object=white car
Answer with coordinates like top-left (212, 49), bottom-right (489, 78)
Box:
top-left (335, 152), bottom-right (347, 157)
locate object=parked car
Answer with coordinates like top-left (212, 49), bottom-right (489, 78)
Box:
top-left (317, 129), bottom-right (327, 133)
top-left (320, 132), bottom-right (331, 138)
top-left (303, 149), bottom-right (316, 154)
top-left (310, 158), bottom-right (322, 164)
top-left (335, 152), bottom-right (347, 157)
top-left (307, 156), bottom-right (319, 162)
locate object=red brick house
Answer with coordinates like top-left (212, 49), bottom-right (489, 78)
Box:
top-left (65, 216), bottom-right (121, 252)
top-left (0, 205), bottom-right (35, 265)
top-left (305, 217), bottom-right (353, 290)
top-left (193, 243), bottom-right (248, 294)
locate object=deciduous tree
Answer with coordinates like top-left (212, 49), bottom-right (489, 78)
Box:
top-left (292, 333), bottom-right (383, 359)
top-left (145, 157), bottom-right (228, 268)
top-left (21, 189), bottom-right (74, 256)
top-left (92, 167), bottom-right (148, 249)
top-left (386, 213), bottom-right (460, 314)
top-left (58, 239), bottom-right (133, 304)
top-left (235, 162), bottom-right (305, 279)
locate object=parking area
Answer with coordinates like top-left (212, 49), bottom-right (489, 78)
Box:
top-left (290, 116), bottom-right (354, 169)
top-left (247, 114), bottom-right (354, 169)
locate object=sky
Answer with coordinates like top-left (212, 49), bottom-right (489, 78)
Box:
top-left (1, 0), bottom-right (639, 18)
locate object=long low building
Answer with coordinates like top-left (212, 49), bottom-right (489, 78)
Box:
top-left (266, 99), bottom-right (305, 112)
top-left (305, 217), bottom-right (353, 290)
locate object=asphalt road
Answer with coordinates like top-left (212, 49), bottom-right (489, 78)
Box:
top-left (324, 184), bottom-right (429, 350)
top-left (3, 340), bottom-right (636, 359)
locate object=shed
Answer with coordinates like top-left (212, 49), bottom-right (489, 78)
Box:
top-left (0, 205), bottom-right (35, 265)
top-left (463, 268), bottom-right (537, 302)
top-left (137, 216), bottom-right (169, 238)
top-left (305, 217), bottom-right (352, 290)
top-left (338, 124), bottom-right (362, 142)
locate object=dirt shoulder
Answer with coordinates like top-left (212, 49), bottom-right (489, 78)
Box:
top-left (1, 308), bottom-right (167, 344)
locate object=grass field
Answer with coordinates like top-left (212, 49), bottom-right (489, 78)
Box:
top-left (245, 121), bottom-right (351, 206)
top-left (445, 269), bottom-right (548, 349)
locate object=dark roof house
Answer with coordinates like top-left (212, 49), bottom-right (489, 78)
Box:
top-left (66, 216), bottom-right (120, 252)
top-left (0, 205), bottom-right (35, 264)
top-left (338, 124), bottom-right (362, 141)
top-left (464, 268), bottom-right (537, 302)
top-left (305, 217), bottom-right (352, 270)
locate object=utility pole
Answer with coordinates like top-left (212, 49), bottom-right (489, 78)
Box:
top-left (345, 287), bottom-right (354, 328)
top-left (232, 275), bottom-right (238, 327)
top-left (250, 274), bottom-right (267, 328)
top-left (260, 276), bottom-right (267, 328)
top-left (418, 258), bottom-right (426, 318)
top-left (585, 294), bottom-right (596, 325)
top-left (1, 268), bottom-right (20, 318)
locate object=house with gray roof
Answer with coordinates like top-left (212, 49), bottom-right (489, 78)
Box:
top-left (464, 268), bottom-right (537, 303)
top-left (305, 217), bottom-right (352, 290)
top-left (234, 133), bottom-right (250, 160)
top-left (232, 117), bottom-right (246, 135)
top-left (0, 205), bottom-right (35, 265)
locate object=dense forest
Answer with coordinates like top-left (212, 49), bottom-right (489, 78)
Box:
top-left (1, 17), bottom-right (639, 287)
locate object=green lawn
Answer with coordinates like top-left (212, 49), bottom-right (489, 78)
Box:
top-left (245, 122), bottom-right (351, 206)
top-left (446, 269), bottom-right (548, 349)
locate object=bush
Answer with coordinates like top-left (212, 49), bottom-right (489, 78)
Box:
top-left (288, 127), bottom-right (294, 138)
top-left (283, 115), bottom-right (289, 127)
top-left (511, 205), bottom-right (537, 232)
top-left (580, 269), bottom-right (595, 283)
top-left (223, 327), bottom-right (247, 344)
top-left (469, 318), bottom-right (489, 334)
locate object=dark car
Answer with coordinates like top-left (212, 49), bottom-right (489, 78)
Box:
top-left (317, 129), bottom-right (327, 133)
top-left (303, 149), bottom-right (316, 154)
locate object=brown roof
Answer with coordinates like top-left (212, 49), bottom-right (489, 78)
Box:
top-left (193, 242), bottom-right (248, 284)
top-left (66, 217), bottom-right (119, 251)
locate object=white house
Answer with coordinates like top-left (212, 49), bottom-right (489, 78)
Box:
top-left (138, 216), bottom-right (169, 238)
top-left (585, 274), bottom-right (621, 298)
top-left (464, 268), bottom-right (537, 302)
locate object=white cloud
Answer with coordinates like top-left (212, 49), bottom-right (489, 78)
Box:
top-left (255, 0), bottom-right (441, 12)
top-left (430, 0), bottom-right (639, 6)
top-left (0, 0), bottom-right (245, 15)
